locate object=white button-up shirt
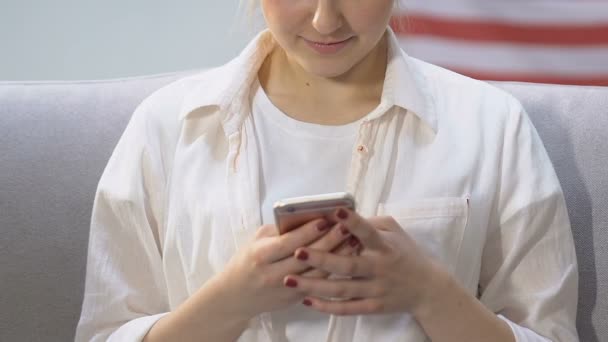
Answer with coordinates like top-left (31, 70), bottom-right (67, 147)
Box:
top-left (75, 27), bottom-right (578, 342)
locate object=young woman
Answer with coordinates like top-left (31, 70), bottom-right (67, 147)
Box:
top-left (75, 0), bottom-right (578, 341)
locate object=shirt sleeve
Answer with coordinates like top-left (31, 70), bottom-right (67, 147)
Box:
top-left (498, 315), bottom-right (551, 342)
top-left (479, 99), bottom-right (579, 342)
top-left (75, 100), bottom-right (171, 342)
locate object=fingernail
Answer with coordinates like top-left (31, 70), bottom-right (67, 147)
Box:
top-left (349, 236), bottom-right (360, 247)
top-left (337, 208), bottom-right (349, 220)
top-left (297, 250), bottom-right (309, 261)
top-left (302, 299), bottom-right (312, 306)
top-left (284, 278), bottom-right (298, 288)
top-left (317, 220), bottom-right (329, 231)
top-left (340, 224), bottom-right (349, 235)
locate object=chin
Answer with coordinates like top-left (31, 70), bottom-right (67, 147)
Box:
top-left (300, 59), bottom-right (355, 79)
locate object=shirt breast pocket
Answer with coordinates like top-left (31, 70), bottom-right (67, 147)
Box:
top-left (377, 197), bottom-right (469, 273)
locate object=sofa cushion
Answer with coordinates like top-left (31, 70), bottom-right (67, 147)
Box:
top-left (0, 73), bottom-right (187, 342)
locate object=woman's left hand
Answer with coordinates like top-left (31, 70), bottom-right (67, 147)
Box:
top-left (283, 208), bottom-right (449, 317)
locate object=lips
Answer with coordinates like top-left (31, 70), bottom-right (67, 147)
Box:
top-left (306, 37), bottom-right (351, 45)
top-left (303, 36), bottom-right (354, 55)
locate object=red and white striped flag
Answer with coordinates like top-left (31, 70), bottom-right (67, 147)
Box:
top-left (391, 1), bottom-right (608, 86)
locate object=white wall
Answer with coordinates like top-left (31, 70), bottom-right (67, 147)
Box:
top-left (0, 1), bottom-right (261, 80)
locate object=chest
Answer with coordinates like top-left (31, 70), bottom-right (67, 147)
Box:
top-left (269, 95), bottom-right (380, 126)
top-left (162, 114), bottom-right (497, 298)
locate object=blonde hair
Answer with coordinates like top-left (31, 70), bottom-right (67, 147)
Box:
top-left (234, 0), bottom-right (264, 35)
top-left (238, 0), bottom-right (258, 19)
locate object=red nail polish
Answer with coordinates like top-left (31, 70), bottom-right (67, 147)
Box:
top-left (317, 220), bottom-right (329, 231)
top-left (337, 208), bottom-right (348, 220)
top-left (297, 250), bottom-right (309, 261)
top-left (285, 278), bottom-right (298, 288)
top-left (302, 299), bottom-right (312, 306)
top-left (340, 224), bottom-right (349, 235)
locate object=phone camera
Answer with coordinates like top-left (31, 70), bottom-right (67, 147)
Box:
top-left (287, 206), bottom-right (296, 213)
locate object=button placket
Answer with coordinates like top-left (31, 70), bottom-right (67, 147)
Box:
top-left (226, 115), bottom-right (262, 248)
top-left (329, 109), bottom-right (403, 342)
top-left (347, 120), bottom-right (374, 197)
top-left (225, 111), bottom-right (274, 341)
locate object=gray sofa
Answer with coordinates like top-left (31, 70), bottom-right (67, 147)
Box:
top-left (1, 72), bottom-right (606, 342)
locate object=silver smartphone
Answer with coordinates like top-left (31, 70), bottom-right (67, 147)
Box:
top-left (273, 192), bottom-right (356, 235)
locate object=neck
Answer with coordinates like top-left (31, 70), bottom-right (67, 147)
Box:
top-left (258, 32), bottom-right (388, 123)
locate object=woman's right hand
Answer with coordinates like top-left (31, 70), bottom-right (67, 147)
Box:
top-left (211, 218), bottom-right (358, 320)
top-left (143, 219), bottom-right (359, 342)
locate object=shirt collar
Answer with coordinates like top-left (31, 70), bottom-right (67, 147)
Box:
top-left (179, 27), bottom-right (437, 133)
top-left (381, 27), bottom-right (437, 132)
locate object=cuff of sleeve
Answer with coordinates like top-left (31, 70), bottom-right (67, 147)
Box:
top-left (497, 314), bottom-right (551, 342)
top-left (108, 312), bottom-right (170, 342)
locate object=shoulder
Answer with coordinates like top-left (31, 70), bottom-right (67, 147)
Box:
top-left (112, 67), bottom-right (229, 178)
top-left (134, 69), bottom-right (218, 125)
top-left (408, 57), bottom-right (526, 133)
top-left (410, 57), bottom-right (519, 105)
top-left (129, 63), bottom-right (235, 139)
